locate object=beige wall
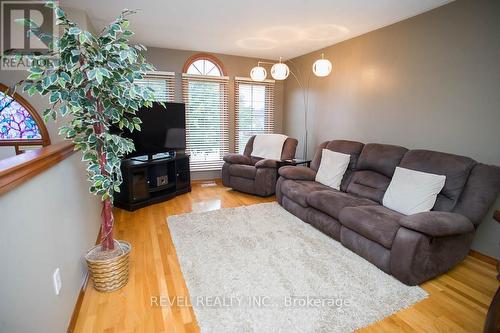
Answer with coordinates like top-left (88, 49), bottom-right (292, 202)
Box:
top-left (144, 47), bottom-right (285, 179)
top-left (0, 8), bottom-right (101, 333)
top-left (283, 0), bottom-right (500, 258)
top-left (0, 153), bottom-right (102, 333)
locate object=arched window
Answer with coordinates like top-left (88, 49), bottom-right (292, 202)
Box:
top-left (183, 53), bottom-right (225, 77)
top-left (0, 83), bottom-right (50, 155)
top-left (182, 54), bottom-right (229, 171)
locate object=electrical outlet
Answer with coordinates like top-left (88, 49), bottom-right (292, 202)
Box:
top-left (53, 268), bottom-right (62, 295)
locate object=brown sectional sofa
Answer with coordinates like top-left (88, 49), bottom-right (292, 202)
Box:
top-left (276, 140), bottom-right (500, 285)
top-left (222, 135), bottom-right (298, 196)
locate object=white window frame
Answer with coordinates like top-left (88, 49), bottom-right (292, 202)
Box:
top-left (182, 73), bottom-right (229, 171)
top-left (234, 77), bottom-right (275, 154)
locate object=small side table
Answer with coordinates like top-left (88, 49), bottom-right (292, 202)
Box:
top-left (276, 159), bottom-right (312, 179)
top-left (277, 159), bottom-right (312, 169)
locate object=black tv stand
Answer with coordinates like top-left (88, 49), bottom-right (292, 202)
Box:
top-left (131, 151), bottom-right (176, 162)
top-left (115, 153), bottom-right (191, 211)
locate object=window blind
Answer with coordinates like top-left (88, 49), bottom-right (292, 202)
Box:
top-left (234, 77), bottom-right (275, 154)
top-left (135, 71), bottom-right (175, 102)
top-left (182, 73), bottom-right (229, 171)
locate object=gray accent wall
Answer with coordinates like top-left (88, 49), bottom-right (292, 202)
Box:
top-left (283, 0), bottom-right (500, 258)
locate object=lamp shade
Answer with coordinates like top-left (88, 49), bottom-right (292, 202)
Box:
top-left (312, 58), bottom-right (332, 77)
top-left (271, 62), bottom-right (290, 80)
top-left (250, 66), bottom-right (267, 81)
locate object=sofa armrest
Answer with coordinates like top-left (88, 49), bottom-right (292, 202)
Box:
top-left (223, 153), bottom-right (252, 165)
top-left (399, 211), bottom-right (474, 237)
top-left (278, 166), bottom-right (316, 181)
top-left (255, 159), bottom-right (278, 169)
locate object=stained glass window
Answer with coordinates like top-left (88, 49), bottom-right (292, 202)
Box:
top-left (0, 91), bottom-right (42, 140)
top-left (0, 83), bottom-right (50, 156)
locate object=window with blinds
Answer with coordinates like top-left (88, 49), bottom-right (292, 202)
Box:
top-left (234, 77), bottom-right (275, 153)
top-left (182, 74), bottom-right (229, 171)
top-left (134, 71), bottom-right (175, 102)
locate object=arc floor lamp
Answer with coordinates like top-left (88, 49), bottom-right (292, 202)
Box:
top-left (249, 54), bottom-right (333, 159)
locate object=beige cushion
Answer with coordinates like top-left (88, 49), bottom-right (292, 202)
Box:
top-left (315, 149), bottom-right (350, 190)
top-left (383, 167), bottom-right (446, 215)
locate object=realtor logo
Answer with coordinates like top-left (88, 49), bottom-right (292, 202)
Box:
top-left (1, 0), bottom-right (59, 70)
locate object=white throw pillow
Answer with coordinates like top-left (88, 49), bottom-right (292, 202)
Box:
top-left (383, 167), bottom-right (446, 215)
top-left (315, 149), bottom-right (351, 190)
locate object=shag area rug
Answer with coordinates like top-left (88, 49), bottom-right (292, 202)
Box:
top-left (167, 203), bottom-right (427, 333)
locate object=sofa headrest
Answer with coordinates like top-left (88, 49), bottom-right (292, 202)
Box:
top-left (357, 143), bottom-right (408, 178)
top-left (399, 149), bottom-right (476, 211)
top-left (310, 140), bottom-right (363, 171)
top-left (325, 140), bottom-right (364, 169)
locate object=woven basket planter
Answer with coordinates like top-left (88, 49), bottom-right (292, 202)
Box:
top-left (85, 240), bottom-right (131, 292)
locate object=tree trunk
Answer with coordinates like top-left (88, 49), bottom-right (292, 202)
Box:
top-left (101, 198), bottom-right (115, 251)
top-left (92, 97), bottom-right (115, 251)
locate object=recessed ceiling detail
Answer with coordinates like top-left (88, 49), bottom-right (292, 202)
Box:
top-left (62, 0), bottom-right (452, 60)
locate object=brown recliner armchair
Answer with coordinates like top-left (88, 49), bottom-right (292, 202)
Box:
top-left (222, 135), bottom-right (298, 196)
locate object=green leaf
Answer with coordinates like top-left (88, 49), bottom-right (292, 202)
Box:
top-left (29, 67), bottom-right (44, 74)
top-left (49, 73), bottom-right (58, 84)
top-left (66, 129), bottom-right (76, 138)
top-left (14, 18), bottom-right (30, 28)
top-left (58, 77), bottom-right (66, 88)
top-left (43, 108), bottom-right (52, 117)
top-left (49, 92), bottom-right (60, 104)
top-left (68, 27), bottom-right (81, 35)
top-left (74, 72), bottom-right (84, 86)
top-left (55, 7), bottom-right (65, 19)
top-left (60, 71), bottom-right (71, 82)
top-left (60, 104), bottom-right (69, 116)
top-left (79, 32), bottom-right (89, 44)
top-left (87, 69), bottom-right (97, 80)
top-left (27, 72), bottom-right (42, 80)
top-left (99, 68), bottom-right (112, 78)
top-left (27, 85), bottom-right (37, 96)
top-left (119, 50), bottom-right (128, 61)
top-left (95, 70), bottom-right (103, 84)
top-left (122, 30), bottom-right (134, 38)
top-left (82, 152), bottom-right (96, 162)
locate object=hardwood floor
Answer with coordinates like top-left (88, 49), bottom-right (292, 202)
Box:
top-left (73, 180), bottom-right (498, 333)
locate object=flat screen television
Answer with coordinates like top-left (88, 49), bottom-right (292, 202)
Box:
top-left (120, 102), bottom-right (186, 159)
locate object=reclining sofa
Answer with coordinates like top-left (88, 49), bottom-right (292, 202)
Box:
top-left (222, 135), bottom-right (298, 196)
top-left (276, 140), bottom-right (500, 285)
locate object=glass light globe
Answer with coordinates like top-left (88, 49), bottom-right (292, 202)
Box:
top-left (271, 62), bottom-right (290, 80)
top-left (250, 66), bottom-right (267, 81)
top-left (312, 58), bottom-right (332, 77)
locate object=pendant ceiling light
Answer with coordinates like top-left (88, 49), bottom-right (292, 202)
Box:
top-left (250, 66), bottom-right (267, 81)
top-left (312, 53), bottom-right (332, 77)
top-left (270, 57), bottom-right (290, 80)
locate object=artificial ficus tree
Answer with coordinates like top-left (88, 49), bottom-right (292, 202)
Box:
top-left (14, 2), bottom-right (155, 251)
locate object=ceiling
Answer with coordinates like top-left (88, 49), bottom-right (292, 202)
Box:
top-left (63, 0), bottom-right (452, 60)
